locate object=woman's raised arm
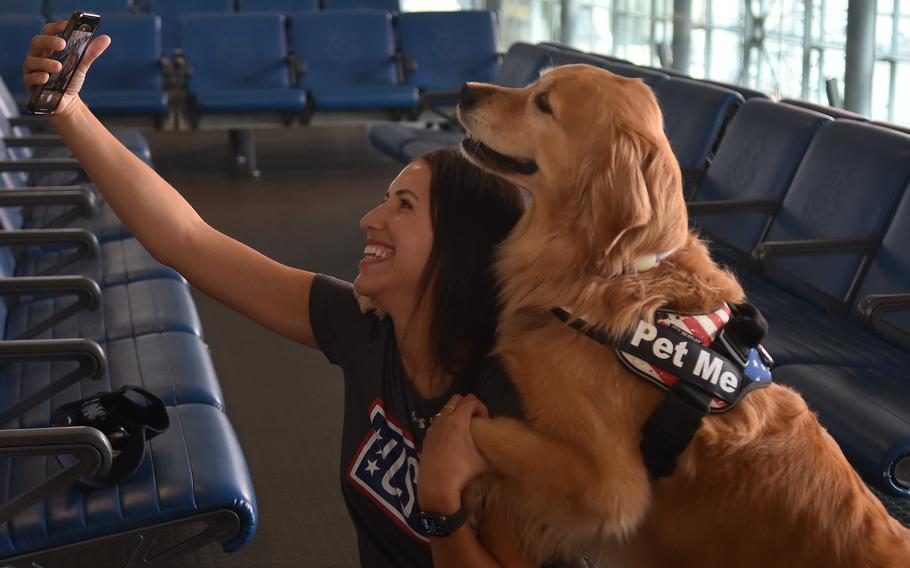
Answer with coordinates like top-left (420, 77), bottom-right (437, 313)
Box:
top-left (24, 22), bottom-right (319, 348)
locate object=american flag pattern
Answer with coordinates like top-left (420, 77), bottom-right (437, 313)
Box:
top-left (617, 304), bottom-right (734, 410)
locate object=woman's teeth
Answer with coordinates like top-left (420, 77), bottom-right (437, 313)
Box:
top-left (363, 245), bottom-right (394, 260)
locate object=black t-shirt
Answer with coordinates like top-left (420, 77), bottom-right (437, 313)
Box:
top-left (309, 274), bottom-right (525, 568)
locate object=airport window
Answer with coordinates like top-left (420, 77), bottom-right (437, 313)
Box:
top-left (873, 0), bottom-right (910, 124)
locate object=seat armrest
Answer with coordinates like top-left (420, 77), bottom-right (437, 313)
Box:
top-left (0, 274), bottom-right (102, 307)
top-left (2, 134), bottom-right (65, 148)
top-left (8, 116), bottom-right (49, 128)
top-left (0, 425), bottom-right (112, 464)
top-left (753, 238), bottom-right (879, 264)
top-left (751, 238), bottom-right (880, 316)
top-left (0, 187), bottom-right (96, 213)
top-left (0, 228), bottom-right (100, 271)
top-left (0, 425), bottom-right (113, 525)
top-left (0, 157), bottom-right (84, 173)
top-left (395, 52), bottom-right (418, 75)
top-left (858, 294), bottom-right (910, 349)
top-left (0, 275), bottom-right (102, 339)
top-left (687, 198), bottom-right (781, 216)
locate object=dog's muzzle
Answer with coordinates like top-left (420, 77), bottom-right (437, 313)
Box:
top-left (461, 137), bottom-right (539, 176)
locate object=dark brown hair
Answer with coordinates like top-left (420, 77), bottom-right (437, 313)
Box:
top-left (413, 149), bottom-right (525, 391)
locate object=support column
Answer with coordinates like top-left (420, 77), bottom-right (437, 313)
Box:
top-left (560, 0), bottom-right (574, 46)
top-left (672, 0), bottom-right (692, 73)
top-left (844, 0), bottom-right (877, 114)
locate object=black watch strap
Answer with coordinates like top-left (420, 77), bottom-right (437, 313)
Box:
top-left (417, 504), bottom-right (467, 538)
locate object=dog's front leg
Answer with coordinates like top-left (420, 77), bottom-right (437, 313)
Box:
top-left (471, 416), bottom-right (651, 538)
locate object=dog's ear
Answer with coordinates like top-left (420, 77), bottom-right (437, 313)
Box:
top-left (575, 130), bottom-right (655, 274)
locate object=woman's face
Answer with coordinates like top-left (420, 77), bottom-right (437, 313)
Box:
top-left (353, 161), bottom-right (434, 311)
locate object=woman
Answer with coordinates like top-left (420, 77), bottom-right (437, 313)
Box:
top-left (22, 23), bottom-right (536, 568)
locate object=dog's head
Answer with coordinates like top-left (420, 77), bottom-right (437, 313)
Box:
top-left (458, 64), bottom-right (688, 275)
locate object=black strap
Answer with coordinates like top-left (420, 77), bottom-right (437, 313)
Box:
top-left (640, 381), bottom-right (714, 479)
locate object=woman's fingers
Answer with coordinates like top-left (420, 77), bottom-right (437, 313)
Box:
top-left (24, 55), bottom-right (62, 75)
top-left (23, 71), bottom-right (50, 89)
top-left (28, 34), bottom-right (66, 57)
top-left (42, 21), bottom-right (68, 36)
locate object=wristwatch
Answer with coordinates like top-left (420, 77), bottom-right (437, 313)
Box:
top-left (417, 504), bottom-right (467, 538)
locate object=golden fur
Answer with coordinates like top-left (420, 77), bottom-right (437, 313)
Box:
top-left (458, 64), bottom-right (910, 567)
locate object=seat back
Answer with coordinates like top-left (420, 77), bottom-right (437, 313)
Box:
top-left (781, 98), bottom-right (868, 121)
top-left (181, 13), bottom-right (292, 94)
top-left (493, 42), bottom-right (552, 88)
top-left (654, 78), bottom-right (744, 168)
top-left (535, 46), bottom-right (668, 87)
top-left (853, 186), bottom-right (910, 335)
top-left (80, 14), bottom-right (163, 93)
top-left (764, 121), bottom-right (910, 303)
top-left (399, 11), bottom-right (499, 92)
top-left (323, 0), bottom-right (400, 11)
top-left (148, 0), bottom-right (233, 54)
top-left (692, 99), bottom-right (831, 253)
top-left (236, 0), bottom-right (318, 11)
top-left (47, 0), bottom-right (133, 20)
top-left (701, 79), bottom-right (772, 100)
top-left (292, 10), bottom-right (397, 90)
top-left (1, 0), bottom-right (43, 14)
top-left (0, 15), bottom-right (45, 97)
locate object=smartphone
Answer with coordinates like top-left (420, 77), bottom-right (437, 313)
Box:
top-left (27, 11), bottom-right (101, 115)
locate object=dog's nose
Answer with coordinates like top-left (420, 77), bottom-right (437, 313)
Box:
top-left (459, 83), bottom-right (483, 110)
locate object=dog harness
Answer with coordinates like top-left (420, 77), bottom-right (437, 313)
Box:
top-left (552, 303), bottom-right (773, 479)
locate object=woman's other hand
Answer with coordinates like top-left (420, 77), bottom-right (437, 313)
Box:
top-left (23, 20), bottom-right (111, 118)
top-left (418, 394), bottom-right (490, 514)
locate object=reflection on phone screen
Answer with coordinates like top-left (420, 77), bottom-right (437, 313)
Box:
top-left (45, 28), bottom-right (93, 91)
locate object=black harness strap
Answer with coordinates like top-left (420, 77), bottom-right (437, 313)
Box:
top-left (551, 307), bottom-right (767, 480)
top-left (639, 381), bottom-right (713, 479)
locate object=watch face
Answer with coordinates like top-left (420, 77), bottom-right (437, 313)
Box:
top-left (417, 513), bottom-right (450, 538)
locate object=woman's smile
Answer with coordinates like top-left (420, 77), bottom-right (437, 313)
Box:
top-left (361, 240), bottom-right (396, 266)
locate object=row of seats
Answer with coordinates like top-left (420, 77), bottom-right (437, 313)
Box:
top-left (5, 0), bottom-right (401, 33)
top-left (371, 42), bottom-right (910, 524)
top-left (0, 10), bottom-right (499, 121)
top-left (0, 74), bottom-right (257, 563)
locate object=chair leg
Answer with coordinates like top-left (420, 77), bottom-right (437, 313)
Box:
top-left (228, 128), bottom-right (261, 178)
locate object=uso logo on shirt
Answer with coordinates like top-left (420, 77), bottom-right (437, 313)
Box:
top-left (348, 399), bottom-right (429, 543)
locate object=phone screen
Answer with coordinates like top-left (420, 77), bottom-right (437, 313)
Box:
top-left (28, 13), bottom-right (100, 114)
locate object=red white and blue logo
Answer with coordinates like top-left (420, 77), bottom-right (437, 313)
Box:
top-left (348, 399), bottom-right (429, 543)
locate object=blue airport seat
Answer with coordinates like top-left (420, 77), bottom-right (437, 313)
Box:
top-left (292, 10), bottom-right (418, 111)
top-left (690, 99), bottom-right (832, 254)
top-left (181, 13), bottom-right (307, 117)
top-left (236, 0), bottom-right (318, 11)
top-left (781, 98), bottom-right (868, 121)
top-left (79, 14), bottom-right (169, 117)
top-left (772, 363), bottom-right (910, 496)
top-left (398, 11), bottom-right (500, 93)
top-left (323, 0), bottom-right (400, 11)
top-left (1, 0), bottom-right (43, 14)
top-left (0, 403), bottom-right (256, 559)
top-left (537, 45), bottom-right (669, 87)
top-left (368, 42), bottom-right (552, 163)
top-left (702, 78), bottom-right (772, 100)
top-left (757, 121), bottom-right (910, 307)
top-left (148, 0), bottom-right (233, 55)
top-left (47, 0), bottom-right (132, 20)
top-left (0, 15), bottom-right (45, 99)
top-left (494, 42), bottom-right (553, 88)
top-left (655, 78), bottom-right (744, 168)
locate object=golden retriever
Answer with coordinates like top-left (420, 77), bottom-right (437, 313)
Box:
top-left (457, 64), bottom-right (910, 567)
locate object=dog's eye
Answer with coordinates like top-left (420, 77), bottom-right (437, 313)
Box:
top-left (535, 92), bottom-right (553, 115)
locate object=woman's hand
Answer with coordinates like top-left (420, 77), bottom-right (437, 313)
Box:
top-left (23, 20), bottom-right (111, 118)
top-left (418, 394), bottom-right (491, 514)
